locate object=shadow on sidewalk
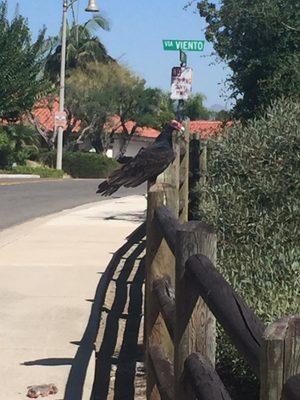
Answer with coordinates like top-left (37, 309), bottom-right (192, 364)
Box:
top-left (91, 246), bottom-right (146, 400)
top-left (22, 222), bottom-right (146, 400)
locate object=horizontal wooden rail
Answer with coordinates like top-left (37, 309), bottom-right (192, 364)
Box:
top-left (185, 353), bottom-right (232, 400)
top-left (153, 277), bottom-right (175, 341)
top-left (186, 254), bottom-right (265, 375)
top-left (148, 344), bottom-right (175, 400)
top-left (282, 375), bottom-right (300, 400)
top-left (154, 205), bottom-right (181, 254)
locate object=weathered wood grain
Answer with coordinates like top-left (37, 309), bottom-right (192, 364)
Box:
top-left (145, 185), bottom-right (164, 400)
top-left (185, 353), bottom-right (232, 400)
top-left (199, 140), bottom-right (207, 186)
top-left (153, 277), bottom-right (175, 341)
top-left (157, 135), bottom-right (180, 216)
top-left (179, 120), bottom-right (190, 223)
top-left (174, 222), bottom-right (217, 400)
top-left (154, 205), bottom-right (181, 255)
top-left (145, 184), bottom-right (178, 399)
top-left (148, 344), bottom-right (175, 400)
top-left (260, 316), bottom-right (300, 400)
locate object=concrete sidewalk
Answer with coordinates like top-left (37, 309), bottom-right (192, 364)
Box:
top-left (0, 195), bottom-right (146, 400)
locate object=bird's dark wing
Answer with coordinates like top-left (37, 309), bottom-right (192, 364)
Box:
top-left (116, 155), bottom-right (133, 164)
top-left (97, 143), bottom-right (175, 196)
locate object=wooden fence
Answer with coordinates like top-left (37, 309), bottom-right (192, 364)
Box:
top-left (145, 122), bottom-right (300, 400)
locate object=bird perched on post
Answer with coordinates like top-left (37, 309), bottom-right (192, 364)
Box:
top-left (97, 120), bottom-right (185, 196)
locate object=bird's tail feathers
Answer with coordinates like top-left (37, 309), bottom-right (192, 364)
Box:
top-left (97, 180), bottom-right (119, 196)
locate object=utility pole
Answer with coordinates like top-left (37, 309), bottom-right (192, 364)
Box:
top-left (56, 1), bottom-right (68, 170)
top-left (56, 0), bottom-right (100, 170)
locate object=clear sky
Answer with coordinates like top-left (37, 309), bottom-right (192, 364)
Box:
top-left (7, 0), bottom-right (231, 109)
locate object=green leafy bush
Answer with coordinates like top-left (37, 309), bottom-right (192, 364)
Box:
top-left (0, 125), bottom-right (40, 167)
top-left (39, 149), bottom-right (57, 168)
top-left (192, 98), bottom-right (300, 396)
top-left (62, 152), bottom-right (118, 178)
top-left (0, 166), bottom-right (64, 178)
top-left (0, 129), bottom-right (13, 168)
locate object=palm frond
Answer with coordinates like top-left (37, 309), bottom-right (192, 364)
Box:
top-left (84, 15), bottom-right (110, 33)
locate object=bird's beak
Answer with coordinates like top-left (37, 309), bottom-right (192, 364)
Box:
top-left (173, 125), bottom-right (186, 142)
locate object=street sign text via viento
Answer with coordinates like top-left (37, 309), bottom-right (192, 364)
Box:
top-left (163, 40), bottom-right (204, 52)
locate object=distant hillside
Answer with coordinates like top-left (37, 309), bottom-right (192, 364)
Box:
top-left (210, 104), bottom-right (227, 112)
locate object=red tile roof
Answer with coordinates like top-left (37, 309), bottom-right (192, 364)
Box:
top-left (190, 120), bottom-right (225, 138)
top-left (104, 116), bottom-right (159, 138)
top-left (32, 97), bottom-right (80, 132)
top-left (33, 97), bottom-right (59, 131)
top-left (106, 115), bottom-right (227, 139)
top-left (32, 98), bottom-right (228, 139)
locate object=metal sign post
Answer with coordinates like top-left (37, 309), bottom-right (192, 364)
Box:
top-left (170, 52), bottom-right (192, 121)
top-left (180, 50), bottom-right (187, 67)
top-left (178, 51), bottom-right (187, 120)
top-left (164, 39), bottom-right (205, 121)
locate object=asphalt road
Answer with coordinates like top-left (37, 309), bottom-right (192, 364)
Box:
top-left (0, 178), bottom-right (146, 230)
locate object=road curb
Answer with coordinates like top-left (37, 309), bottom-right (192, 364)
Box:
top-left (0, 174), bottom-right (40, 179)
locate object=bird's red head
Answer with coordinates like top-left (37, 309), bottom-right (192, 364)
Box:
top-left (169, 120), bottom-right (185, 133)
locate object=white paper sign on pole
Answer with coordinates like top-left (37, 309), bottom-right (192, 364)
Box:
top-left (170, 67), bottom-right (193, 100)
top-left (54, 111), bottom-right (67, 129)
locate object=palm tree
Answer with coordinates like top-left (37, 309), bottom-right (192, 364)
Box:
top-left (45, 15), bottom-right (112, 83)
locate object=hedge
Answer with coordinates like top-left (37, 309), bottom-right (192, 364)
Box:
top-left (39, 151), bottom-right (119, 178)
top-left (62, 152), bottom-right (119, 178)
top-left (0, 130), bottom-right (13, 168)
top-left (192, 98), bottom-right (300, 398)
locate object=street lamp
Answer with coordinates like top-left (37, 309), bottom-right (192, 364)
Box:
top-left (56, 0), bottom-right (100, 170)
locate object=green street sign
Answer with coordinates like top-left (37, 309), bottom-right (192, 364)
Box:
top-left (163, 40), bottom-right (204, 52)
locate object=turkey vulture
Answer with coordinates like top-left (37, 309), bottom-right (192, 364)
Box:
top-left (97, 120), bottom-right (185, 196)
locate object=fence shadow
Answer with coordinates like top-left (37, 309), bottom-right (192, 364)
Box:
top-left (92, 243), bottom-right (146, 400)
top-left (65, 222), bottom-right (146, 400)
top-left (22, 222), bottom-right (146, 400)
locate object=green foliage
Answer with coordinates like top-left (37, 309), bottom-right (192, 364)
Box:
top-left (192, 98), bottom-right (300, 392)
top-left (155, 93), bottom-right (176, 127)
top-left (39, 149), bottom-right (57, 168)
top-left (211, 109), bottom-right (231, 122)
top-left (0, 1), bottom-right (50, 120)
top-left (183, 93), bottom-right (211, 120)
top-left (0, 166), bottom-right (64, 178)
top-left (62, 152), bottom-right (118, 178)
top-left (0, 125), bottom-right (39, 167)
top-left (45, 16), bottom-right (111, 83)
top-left (66, 62), bottom-right (167, 153)
top-left (198, 0), bottom-right (300, 119)
top-left (5, 125), bottom-right (39, 164)
top-left (0, 129), bottom-right (13, 168)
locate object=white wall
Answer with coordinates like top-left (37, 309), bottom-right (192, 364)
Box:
top-left (113, 137), bottom-right (154, 158)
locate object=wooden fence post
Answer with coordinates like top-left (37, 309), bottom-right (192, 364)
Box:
top-left (260, 316), bottom-right (300, 400)
top-left (174, 221), bottom-right (217, 400)
top-left (157, 136), bottom-right (180, 216)
top-left (145, 184), bottom-right (178, 399)
top-left (199, 140), bottom-right (207, 186)
top-left (145, 185), bottom-right (164, 400)
top-left (179, 120), bottom-right (190, 223)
